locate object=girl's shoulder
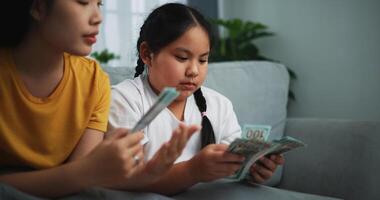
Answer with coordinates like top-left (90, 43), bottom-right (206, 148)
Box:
top-left (111, 76), bottom-right (144, 100)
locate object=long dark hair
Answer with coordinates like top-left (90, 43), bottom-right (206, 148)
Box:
top-left (0, 0), bottom-right (54, 47)
top-left (134, 3), bottom-right (215, 148)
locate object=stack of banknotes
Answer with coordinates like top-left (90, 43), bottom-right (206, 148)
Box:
top-left (227, 125), bottom-right (306, 181)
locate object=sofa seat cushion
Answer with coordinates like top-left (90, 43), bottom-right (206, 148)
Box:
top-left (174, 180), bottom-right (342, 200)
top-left (0, 183), bottom-right (172, 200)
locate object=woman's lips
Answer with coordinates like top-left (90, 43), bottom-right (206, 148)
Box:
top-left (83, 34), bottom-right (97, 45)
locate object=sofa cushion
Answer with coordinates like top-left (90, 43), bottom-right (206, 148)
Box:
top-left (205, 61), bottom-right (289, 141)
top-left (103, 66), bottom-right (135, 85)
top-left (281, 118), bottom-right (380, 200)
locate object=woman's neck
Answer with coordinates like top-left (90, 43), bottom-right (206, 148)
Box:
top-left (13, 30), bottom-right (64, 77)
top-left (11, 29), bottom-right (65, 98)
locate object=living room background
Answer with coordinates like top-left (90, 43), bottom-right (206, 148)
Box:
top-left (92, 0), bottom-right (380, 121)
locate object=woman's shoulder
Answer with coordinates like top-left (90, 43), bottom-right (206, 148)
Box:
top-left (64, 53), bottom-right (108, 79)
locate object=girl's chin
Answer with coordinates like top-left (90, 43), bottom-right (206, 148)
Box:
top-left (177, 91), bottom-right (194, 100)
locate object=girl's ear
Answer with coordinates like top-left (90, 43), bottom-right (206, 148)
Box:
top-left (139, 41), bottom-right (153, 66)
top-left (30, 0), bottom-right (48, 21)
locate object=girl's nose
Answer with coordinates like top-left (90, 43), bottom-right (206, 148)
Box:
top-left (186, 61), bottom-right (199, 77)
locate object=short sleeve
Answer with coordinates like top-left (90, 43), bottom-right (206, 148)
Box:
top-left (220, 99), bottom-right (242, 145)
top-left (108, 88), bottom-right (142, 130)
top-left (87, 70), bottom-right (111, 132)
top-left (108, 86), bottom-right (149, 144)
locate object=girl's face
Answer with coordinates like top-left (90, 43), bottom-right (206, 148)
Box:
top-left (147, 26), bottom-right (210, 101)
top-left (33, 0), bottom-right (102, 56)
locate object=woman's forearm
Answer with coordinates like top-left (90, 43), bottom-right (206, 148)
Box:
top-left (0, 160), bottom-right (95, 198)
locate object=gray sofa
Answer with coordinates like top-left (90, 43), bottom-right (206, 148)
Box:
top-left (1, 61), bottom-right (379, 200)
top-left (103, 62), bottom-right (380, 200)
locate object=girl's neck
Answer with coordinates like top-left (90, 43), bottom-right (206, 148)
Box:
top-left (147, 75), bottom-right (187, 121)
top-left (168, 100), bottom-right (187, 121)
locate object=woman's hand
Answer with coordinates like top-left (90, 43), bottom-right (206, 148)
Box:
top-left (248, 154), bottom-right (285, 184)
top-left (80, 128), bottom-right (144, 187)
top-left (144, 123), bottom-right (200, 176)
top-left (108, 123), bottom-right (200, 190)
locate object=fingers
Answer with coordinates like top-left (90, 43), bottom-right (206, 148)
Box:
top-left (250, 167), bottom-right (266, 184)
top-left (106, 128), bottom-right (129, 140)
top-left (135, 150), bottom-right (145, 168)
top-left (220, 152), bottom-right (245, 163)
top-left (249, 155), bottom-right (283, 184)
top-left (122, 132), bottom-right (144, 148)
top-left (250, 162), bottom-right (274, 183)
top-left (164, 123), bottom-right (200, 161)
top-left (258, 157), bottom-right (277, 171)
top-left (211, 144), bottom-right (229, 151)
top-left (166, 129), bottom-right (181, 159)
top-left (126, 141), bottom-right (143, 159)
top-left (270, 154), bottom-right (285, 165)
top-left (176, 123), bottom-right (200, 151)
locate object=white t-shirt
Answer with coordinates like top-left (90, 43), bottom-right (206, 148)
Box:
top-left (109, 75), bottom-right (241, 163)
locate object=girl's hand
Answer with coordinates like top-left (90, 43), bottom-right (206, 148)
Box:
top-left (248, 154), bottom-right (285, 184)
top-left (188, 144), bottom-right (245, 182)
top-left (80, 128), bottom-right (144, 187)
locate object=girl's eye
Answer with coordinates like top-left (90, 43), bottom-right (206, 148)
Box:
top-left (175, 56), bottom-right (188, 61)
top-left (199, 59), bottom-right (208, 64)
top-left (78, 0), bottom-right (89, 6)
top-left (199, 56), bottom-right (208, 64)
top-left (77, 0), bottom-right (102, 6)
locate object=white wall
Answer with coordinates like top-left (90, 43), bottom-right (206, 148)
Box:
top-left (221, 0), bottom-right (380, 120)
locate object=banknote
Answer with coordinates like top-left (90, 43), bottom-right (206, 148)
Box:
top-left (131, 87), bottom-right (179, 133)
top-left (242, 124), bottom-right (271, 141)
top-left (227, 136), bottom-right (306, 180)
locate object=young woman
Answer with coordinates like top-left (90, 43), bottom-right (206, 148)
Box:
top-left (108, 3), bottom-right (285, 195)
top-left (0, 0), bottom-right (198, 198)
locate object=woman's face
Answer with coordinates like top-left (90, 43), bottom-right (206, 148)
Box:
top-left (32, 0), bottom-right (103, 55)
top-left (146, 26), bottom-right (210, 102)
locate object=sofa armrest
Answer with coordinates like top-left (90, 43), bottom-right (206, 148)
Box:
top-left (278, 118), bottom-right (380, 200)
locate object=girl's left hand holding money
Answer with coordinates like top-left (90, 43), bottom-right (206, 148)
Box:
top-left (249, 154), bottom-right (285, 184)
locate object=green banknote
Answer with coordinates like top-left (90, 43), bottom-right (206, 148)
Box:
top-left (227, 135), bottom-right (306, 181)
top-left (131, 87), bottom-right (179, 133)
top-left (242, 124), bottom-right (272, 141)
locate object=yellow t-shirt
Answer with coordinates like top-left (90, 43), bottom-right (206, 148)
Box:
top-left (0, 49), bottom-right (110, 169)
